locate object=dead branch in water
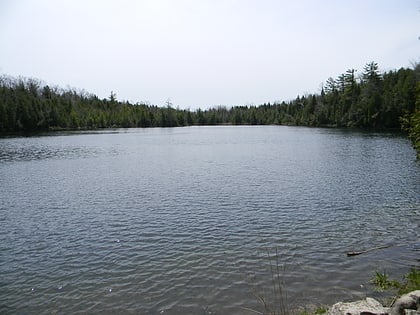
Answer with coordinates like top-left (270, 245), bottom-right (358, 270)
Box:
top-left (347, 245), bottom-right (392, 257)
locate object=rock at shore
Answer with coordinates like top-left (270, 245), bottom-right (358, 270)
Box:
top-left (327, 297), bottom-right (389, 315)
top-left (390, 290), bottom-right (420, 315)
top-left (326, 291), bottom-right (420, 315)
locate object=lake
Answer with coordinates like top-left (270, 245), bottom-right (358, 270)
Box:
top-left (0, 126), bottom-right (419, 314)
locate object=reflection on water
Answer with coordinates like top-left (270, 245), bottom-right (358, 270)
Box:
top-left (0, 126), bottom-right (419, 314)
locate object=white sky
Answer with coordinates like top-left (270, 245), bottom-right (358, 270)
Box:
top-left (0, 0), bottom-right (419, 109)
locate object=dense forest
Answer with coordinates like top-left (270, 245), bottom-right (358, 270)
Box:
top-left (0, 61), bottom-right (419, 155)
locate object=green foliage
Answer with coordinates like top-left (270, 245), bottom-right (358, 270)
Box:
top-left (401, 111), bottom-right (420, 158)
top-left (401, 80), bottom-right (420, 158)
top-left (370, 271), bottom-right (400, 291)
top-left (371, 269), bottom-right (420, 295)
top-left (0, 75), bottom-right (192, 131)
top-left (400, 268), bottom-right (420, 294)
top-left (0, 62), bottom-right (417, 135)
top-left (314, 307), bottom-right (328, 315)
top-left (298, 306), bottom-right (328, 315)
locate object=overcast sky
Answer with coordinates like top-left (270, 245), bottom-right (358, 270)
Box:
top-left (0, 0), bottom-right (419, 109)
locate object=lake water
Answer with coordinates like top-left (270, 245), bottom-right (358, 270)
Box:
top-left (0, 126), bottom-right (419, 314)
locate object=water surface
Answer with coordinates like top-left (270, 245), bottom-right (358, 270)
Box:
top-left (1, 126), bottom-right (419, 314)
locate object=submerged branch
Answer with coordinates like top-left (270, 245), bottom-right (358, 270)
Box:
top-left (346, 245), bottom-right (392, 257)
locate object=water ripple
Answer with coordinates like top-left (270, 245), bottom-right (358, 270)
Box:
top-left (0, 127), bottom-right (419, 314)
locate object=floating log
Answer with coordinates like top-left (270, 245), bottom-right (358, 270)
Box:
top-left (347, 245), bottom-right (391, 257)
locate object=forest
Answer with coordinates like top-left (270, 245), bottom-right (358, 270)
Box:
top-left (0, 62), bottom-right (419, 155)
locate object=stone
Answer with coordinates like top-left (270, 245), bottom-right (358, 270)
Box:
top-left (327, 297), bottom-right (389, 315)
top-left (390, 291), bottom-right (420, 315)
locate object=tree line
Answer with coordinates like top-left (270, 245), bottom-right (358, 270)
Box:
top-left (0, 77), bottom-right (193, 130)
top-left (196, 62), bottom-right (418, 129)
top-left (0, 61), bottom-right (419, 154)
